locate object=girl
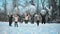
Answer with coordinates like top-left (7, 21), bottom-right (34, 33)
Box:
top-left (13, 15), bottom-right (18, 27)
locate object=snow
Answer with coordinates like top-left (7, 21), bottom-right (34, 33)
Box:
top-left (0, 22), bottom-right (60, 34)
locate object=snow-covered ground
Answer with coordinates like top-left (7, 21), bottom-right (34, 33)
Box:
top-left (0, 22), bottom-right (60, 34)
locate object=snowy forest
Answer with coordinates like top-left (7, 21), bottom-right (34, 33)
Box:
top-left (0, 0), bottom-right (59, 22)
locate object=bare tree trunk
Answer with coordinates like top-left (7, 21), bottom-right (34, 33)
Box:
top-left (37, 0), bottom-right (39, 13)
top-left (59, 0), bottom-right (60, 17)
top-left (3, 0), bottom-right (7, 15)
top-left (2, 0), bottom-right (7, 21)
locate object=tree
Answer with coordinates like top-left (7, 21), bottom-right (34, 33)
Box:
top-left (3, 0), bottom-right (7, 15)
top-left (12, 0), bottom-right (19, 15)
top-left (48, 0), bottom-right (57, 20)
top-left (41, 0), bottom-right (45, 9)
top-left (36, 0), bottom-right (39, 13)
top-left (59, 0), bottom-right (60, 17)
